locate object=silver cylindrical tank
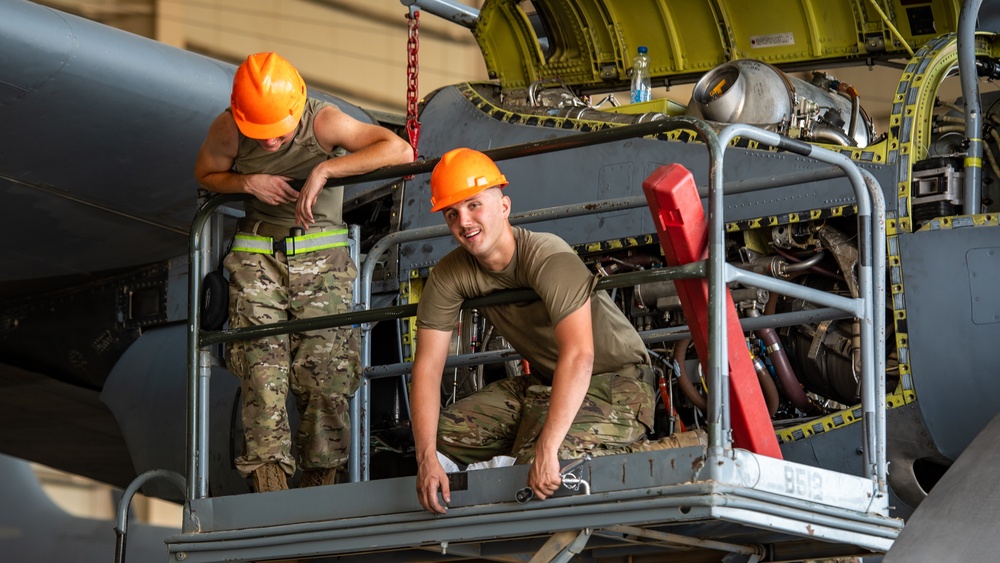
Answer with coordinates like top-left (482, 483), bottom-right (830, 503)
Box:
top-left (686, 59), bottom-right (871, 147)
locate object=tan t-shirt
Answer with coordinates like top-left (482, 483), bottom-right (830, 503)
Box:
top-left (233, 98), bottom-right (347, 228)
top-left (416, 227), bottom-right (649, 383)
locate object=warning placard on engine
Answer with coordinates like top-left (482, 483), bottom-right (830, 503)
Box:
top-left (750, 32), bottom-right (795, 48)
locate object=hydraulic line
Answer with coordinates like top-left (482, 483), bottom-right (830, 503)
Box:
top-left (760, 297), bottom-right (822, 415)
top-left (752, 353), bottom-right (780, 417)
top-left (673, 338), bottom-right (708, 413)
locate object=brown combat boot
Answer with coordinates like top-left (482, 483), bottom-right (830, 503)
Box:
top-left (299, 468), bottom-right (337, 488)
top-left (251, 462), bottom-right (288, 492)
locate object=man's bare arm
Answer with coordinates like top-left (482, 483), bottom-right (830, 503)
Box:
top-left (193, 111), bottom-right (299, 205)
top-left (411, 327), bottom-right (454, 514)
top-left (296, 106), bottom-right (414, 226)
top-left (527, 299), bottom-right (594, 500)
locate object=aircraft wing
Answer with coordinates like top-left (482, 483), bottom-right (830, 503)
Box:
top-left (0, 0), bottom-right (394, 489)
top-left (0, 0), bottom-right (233, 486)
top-left (0, 0), bottom-right (383, 298)
top-left (0, 0), bottom-right (230, 296)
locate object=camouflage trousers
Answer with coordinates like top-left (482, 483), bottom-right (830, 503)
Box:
top-left (437, 368), bottom-right (656, 466)
top-left (224, 243), bottom-right (360, 478)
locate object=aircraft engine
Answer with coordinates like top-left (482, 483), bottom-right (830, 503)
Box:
top-left (429, 212), bottom-right (882, 432)
top-left (776, 297), bottom-right (861, 406)
top-left (606, 215), bottom-right (896, 427)
top-left (687, 59), bottom-right (874, 148)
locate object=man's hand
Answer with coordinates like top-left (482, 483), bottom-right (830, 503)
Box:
top-left (245, 173), bottom-right (298, 206)
top-left (526, 300), bottom-right (594, 500)
top-left (526, 445), bottom-right (563, 500)
top-left (295, 164), bottom-right (329, 228)
top-left (416, 456), bottom-right (451, 514)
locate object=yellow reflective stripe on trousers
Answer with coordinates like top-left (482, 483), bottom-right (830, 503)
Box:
top-left (285, 229), bottom-right (349, 255)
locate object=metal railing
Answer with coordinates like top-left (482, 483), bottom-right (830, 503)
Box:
top-left (183, 116), bottom-right (887, 515)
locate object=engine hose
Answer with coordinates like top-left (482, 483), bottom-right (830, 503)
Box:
top-left (752, 354), bottom-right (780, 417)
top-left (673, 337), bottom-right (780, 417)
top-left (673, 339), bottom-right (708, 413)
top-left (657, 375), bottom-right (688, 433)
top-left (771, 246), bottom-right (843, 281)
top-left (810, 124), bottom-right (856, 147)
top-left (848, 93), bottom-right (861, 141)
top-left (985, 132), bottom-right (1000, 179)
top-left (757, 327), bottom-right (822, 415)
top-left (987, 127), bottom-right (1000, 178)
top-left (783, 250), bottom-right (825, 273)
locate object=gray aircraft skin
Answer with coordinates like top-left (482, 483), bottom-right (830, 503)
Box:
top-left (4, 0), bottom-right (1000, 561)
top-left (0, 453), bottom-right (178, 561)
top-left (0, 0), bottom-right (382, 494)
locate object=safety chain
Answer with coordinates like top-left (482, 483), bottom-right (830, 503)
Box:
top-left (405, 7), bottom-right (421, 160)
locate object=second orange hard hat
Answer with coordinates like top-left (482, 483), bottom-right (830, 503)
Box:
top-left (230, 52), bottom-right (306, 140)
top-left (429, 148), bottom-right (508, 212)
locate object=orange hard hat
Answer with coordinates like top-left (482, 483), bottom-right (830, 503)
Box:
top-left (429, 148), bottom-right (508, 212)
top-left (230, 52), bottom-right (306, 140)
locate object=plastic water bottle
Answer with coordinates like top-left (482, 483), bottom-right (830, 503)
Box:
top-left (630, 46), bottom-right (651, 104)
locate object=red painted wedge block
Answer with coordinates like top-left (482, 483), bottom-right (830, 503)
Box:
top-left (642, 163), bottom-right (782, 458)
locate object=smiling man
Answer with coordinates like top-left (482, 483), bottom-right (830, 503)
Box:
top-left (410, 148), bottom-right (656, 514)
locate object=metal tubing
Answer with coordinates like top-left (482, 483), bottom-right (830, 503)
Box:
top-left (207, 260), bottom-right (696, 348)
top-left (726, 267), bottom-right (863, 317)
top-left (363, 308), bottom-right (853, 380)
top-left (348, 224), bottom-right (364, 482)
top-left (704, 124), bottom-right (730, 455)
top-left (186, 193), bottom-right (241, 501)
top-left (114, 469), bottom-right (186, 563)
top-left (400, 0), bottom-right (479, 29)
top-left (366, 348), bottom-right (524, 379)
top-left (196, 348), bottom-right (211, 498)
top-left (959, 0), bottom-right (984, 215)
top-left (716, 124), bottom-right (883, 488)
top-left (607, 525), bottom-right (763, 557)
top-left (860, 168), bottom-right (889, 496)
top-left (310, 118), bottom-right (714, 190)
top-left (196, 203), bottom-right (219, 502)
top-left (186, 207), bottom-right (207, 502)
top-left (641, 307), bottom-right (853, 344)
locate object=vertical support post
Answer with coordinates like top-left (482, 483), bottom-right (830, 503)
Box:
top-left (186, 194), bottom-right (241, 502)
top-left (348, 225), bottom-right (365, 483)
top-left (195, 348), bottom-right (212, 498)
top-left (861, 169), bottom-right (889, 496)
top-left (187, 203), bottom-right (209, 501)
top-left (958, 0), bottom-right (984, 215)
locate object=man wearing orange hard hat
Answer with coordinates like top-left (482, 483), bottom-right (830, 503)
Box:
top-left (410, 148), bottom-right (656, 514)
top-left (195, 52), bottom-right (413, 493)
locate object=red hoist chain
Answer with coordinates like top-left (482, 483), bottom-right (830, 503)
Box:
top-left (405, 7), bottom-right (421, 161)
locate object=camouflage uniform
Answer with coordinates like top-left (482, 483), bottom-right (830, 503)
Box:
top-left (225, 98), bottom-right (360, 478)
top-left (225, 240), bottom-right (360, 476)
top-left (438, 370), bottom-right (655, 465)
top-left (417, 227), bottom-right (656, 466)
